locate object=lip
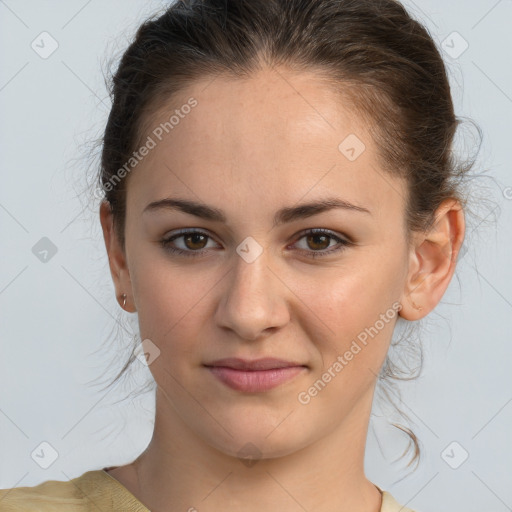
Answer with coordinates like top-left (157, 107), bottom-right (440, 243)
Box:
top-left (204, 358), bottom-right (308, 392)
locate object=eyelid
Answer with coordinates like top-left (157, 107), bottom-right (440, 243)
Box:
top-left (292, 227), bottom-right (351, 244)
top-left (289, 228), bottom-right (352, 258)
top-left (162, 227), bottom-right (351, 244)
top-left (163, 228), bottom-right (221, 249)
top-left (160, 227), bottom-right (353, 259)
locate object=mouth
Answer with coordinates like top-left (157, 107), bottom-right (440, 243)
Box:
top-left (203, 358), bottom-right (308, 392)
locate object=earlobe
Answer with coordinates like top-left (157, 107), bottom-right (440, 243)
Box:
top-left (99, 200), bottom-right (136, 312)
top-left (399, 199), bottom-right (465, 320)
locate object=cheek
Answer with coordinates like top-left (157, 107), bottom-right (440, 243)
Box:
top-left (129, 253), bottom-right (217, 360)
top-left (294, 275), bottom-right (400, 414)
top-left (293, 254), bottom-right (403, 365)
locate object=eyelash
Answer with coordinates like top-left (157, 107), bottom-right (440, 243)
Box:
top-left (160, 228), bottom-right (352, 259)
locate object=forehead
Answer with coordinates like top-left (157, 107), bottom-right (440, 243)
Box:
top-left (127, 67), bottom-right (407, 226)
top-left (143, 67), bottom-right (363, 150)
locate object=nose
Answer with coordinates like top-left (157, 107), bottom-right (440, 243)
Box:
top-left (214, 247), bottom-right (290, 341)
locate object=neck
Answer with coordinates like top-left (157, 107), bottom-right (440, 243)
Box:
top-left (120, 385), bottom-right (382, 512)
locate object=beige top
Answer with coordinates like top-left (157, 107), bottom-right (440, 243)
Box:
top-left (0, 469), bottom-right (418, 511)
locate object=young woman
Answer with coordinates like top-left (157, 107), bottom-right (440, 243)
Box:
top-left (0, 0), bottom-right (470, 510)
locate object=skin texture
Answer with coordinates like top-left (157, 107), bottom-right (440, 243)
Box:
top-left (100, 66), bottom-right (465, 512)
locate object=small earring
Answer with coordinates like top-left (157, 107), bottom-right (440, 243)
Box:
top-left (121, 293), bottom-right (127, 309)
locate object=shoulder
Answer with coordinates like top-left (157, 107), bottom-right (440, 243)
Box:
top-left (377, 486), bottom-right (421, 512)
top-left (0, 470), bottom-right (125, 511)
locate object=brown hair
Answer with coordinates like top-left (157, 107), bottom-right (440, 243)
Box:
top-left (93, 0), bottom-right (486, 470)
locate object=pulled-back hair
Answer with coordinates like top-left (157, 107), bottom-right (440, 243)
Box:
top-left (95, 0), bottom-right (484, 469)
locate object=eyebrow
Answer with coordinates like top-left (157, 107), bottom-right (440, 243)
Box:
top-left (143, 196), bottom-right (371, 226)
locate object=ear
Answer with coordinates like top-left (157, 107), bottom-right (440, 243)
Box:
top-left (99, 200), bottom-right (136, 313)
top-left (399, 198), bottom-right (465, 320)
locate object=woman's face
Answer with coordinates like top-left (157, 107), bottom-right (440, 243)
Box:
top-left (116, 67), bottom-right (414, 458)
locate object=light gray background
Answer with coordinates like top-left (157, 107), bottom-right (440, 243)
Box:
top-left (1, 1), bottom-right (511, 511)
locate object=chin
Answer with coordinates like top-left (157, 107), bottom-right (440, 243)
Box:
top-left (198, 419), bottom-right (315, 463)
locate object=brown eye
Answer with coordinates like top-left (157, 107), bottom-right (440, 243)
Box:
top-left (160, 229), bottom-right (219, 257)
top-left (305, 233), bottom-right (331, 251)
top-left (292, 229), bottom-right (352, 259)
top-left (160, 228), bottom-right (352, 259)
top-left (182, 232), bottom-right (208, 250)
